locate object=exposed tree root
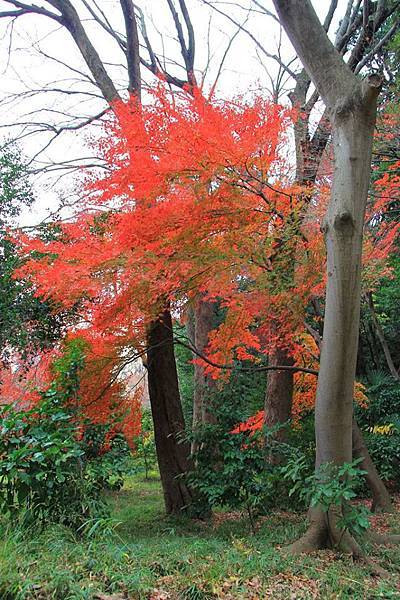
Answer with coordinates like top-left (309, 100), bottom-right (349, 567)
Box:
top-left (286, 510), bottom-right (328, 554)
top-left (285, 507), bottom-right (395, 577)
top-left (366, 531), bottom-right (400, 545)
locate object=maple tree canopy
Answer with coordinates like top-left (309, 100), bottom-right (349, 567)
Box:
top-left (11, 85), bottom-right (399, 422)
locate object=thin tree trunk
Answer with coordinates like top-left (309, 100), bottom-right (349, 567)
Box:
top-left (352, 418), bottom-right (394, 513)
top-left (366, 292), bottom-right (399, 380)
top-left (263, 74), bottom-right (315, 444)
top-left (264, 342), bottom-right (293, 443)
top-left (191, 296), bottom-right (217, 452)
top-left (147, 309), bottom-right (193, 514)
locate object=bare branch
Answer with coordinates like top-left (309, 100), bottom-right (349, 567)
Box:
top-left (175, 338), bottom-right (319, 376)
top-left (79, 0), bottom-right (126, 51)
top-left (250, 0), bottom-right (280, 24)
top-left (120, 0), bottom-right (141, 97)
top-left (201, 0), bottom-right (298, 80)
top-left (209, 16), bottom-right (244, 96)
top-left (354, 20), bottom-right (400, 75)
top-left (323, 0), bottom-right (338, 32)
top-left (166, 0), bottom-right (196, 85)
top-left (0, 0), bottom-right (62, 22)
top-left (46, 0), bottom-right (121, 103)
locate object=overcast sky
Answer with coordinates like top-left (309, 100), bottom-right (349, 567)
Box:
top-left (0, 0), bottom-right (346, 225)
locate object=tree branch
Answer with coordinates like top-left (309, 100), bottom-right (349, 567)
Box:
top-left (0, 0), bottom-right (62, 21)
top-left (175, 338), bottom-right (318, 376)
top-left (120, 0), bottom-right (141, 97)
top-left (46, 0), bottom-right (121, 104)
top-left (272, 0), bottom-right (357, 107)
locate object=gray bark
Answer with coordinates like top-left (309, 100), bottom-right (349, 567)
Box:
top-left (273, 0), bottom-right (382, 552)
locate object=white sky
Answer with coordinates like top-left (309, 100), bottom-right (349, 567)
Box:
top-left (0, 0), bottom-right (346, 225)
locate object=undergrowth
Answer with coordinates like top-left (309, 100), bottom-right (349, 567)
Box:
top-left (0, 474), bottom-right (399, 599)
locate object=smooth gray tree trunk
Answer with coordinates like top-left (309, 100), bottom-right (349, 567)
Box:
top-left (273, 0), bottom-right (384, 554)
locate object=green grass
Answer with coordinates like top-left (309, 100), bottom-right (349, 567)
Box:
top-left (0, 475), bottom-right (399, 599)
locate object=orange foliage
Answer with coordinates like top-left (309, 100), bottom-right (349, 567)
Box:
top-left (12, 84), bottom-right (398, 426)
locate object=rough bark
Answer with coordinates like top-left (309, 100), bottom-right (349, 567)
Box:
top-left (120, 0), bottom-right (142, 97)
top-left (352, 418), bottom-right (394, 513)
top-left (147, 309), bottom-right (193, 514)
top-left (44, 3), bottom-right (192, 515)
top-left (264, 342), bottom-right (293, 444)
top-left (272, 0), bottom-right (383, 554)
top-left (192, 296), bottom-right (217, 452)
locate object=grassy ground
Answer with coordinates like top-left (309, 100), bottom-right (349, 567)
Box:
top-left (0, 475), bottom-right (399, 599)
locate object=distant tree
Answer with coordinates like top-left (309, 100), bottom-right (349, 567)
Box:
top-left (0, 145), bottom-right (68, 362)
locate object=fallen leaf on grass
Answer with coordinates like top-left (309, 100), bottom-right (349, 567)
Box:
top-left (148, 589), bottom-right (171, 599)
top-left (265, 573), bottom-right (320, 599)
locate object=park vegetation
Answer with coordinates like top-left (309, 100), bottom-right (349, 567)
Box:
top-left (0, 0), bottom-right (399, 598)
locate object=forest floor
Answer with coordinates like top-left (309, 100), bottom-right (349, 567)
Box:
top-left (0, 475), bottom-right (399, 599)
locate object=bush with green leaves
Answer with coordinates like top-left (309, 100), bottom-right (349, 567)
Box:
top-left (355, 372), bottom-right (400, 487)
top-left (187, 425), bottom-right (274, 531)
top-left (186, 415), bottom-right (314, 530)
top-left (356, 372), bottom-right (400, 428)
top-left (82, 424), bottom-right (134, 491)
top-left (0, 340), bottom-right (132, 529)
top-left (0, 389), bottom-right (107, 529)
top-left (283, 458), bottom-right (371, 539)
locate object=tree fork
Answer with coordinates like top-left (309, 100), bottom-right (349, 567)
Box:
top-left (271, 0), bottom-right (396, 556)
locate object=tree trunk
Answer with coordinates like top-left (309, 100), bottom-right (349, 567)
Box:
top-left (294, 85), bottom-right (381, 553)
top-left (352, 418), bottom-right (394, 513)
top-left (264, 342), bottom-right (293, 443)
top-left (191, 295), bottom-right (217, 452)
top-left (366, 291), bottom-right (399, 380)
top-left (147, 308), bottom-right (193, 514)
top-left (315, 81), bottom-right (380, 468)
top-left (272, 0), bottom-right (383, 555)
top-left (263, 74), bottom-right (316, 445)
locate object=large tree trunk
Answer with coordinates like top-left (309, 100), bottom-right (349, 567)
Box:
top-left (147, 309), bottom-right (193, 514)
top-left (315, 82), bottom-right (379, 468)
top-left (272, 0), bottom-right (386, 555)
top-left (301, 82), bottom-right (381, 553)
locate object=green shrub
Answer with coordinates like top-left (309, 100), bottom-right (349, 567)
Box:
top-left (187, 425), bottom-right (273, 531)
top-left (82, 425), bottom-right (134, 491)
top-left (355, 373), bottom-right (400, 487)
top-left (132, 408), bottom-right (157, 480)
top-left (0, 391), bottom-right (107, 529)
top-left (291, 459), bottom-right (371, 539)
top-left (187, 417), bottom-right (313, 530)
top-left (363, 430), bottom-right (400, 485)
top-left (0, 340), bottom-right (133, 529)
top-left (356, 372), bottom-right (400, 428)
